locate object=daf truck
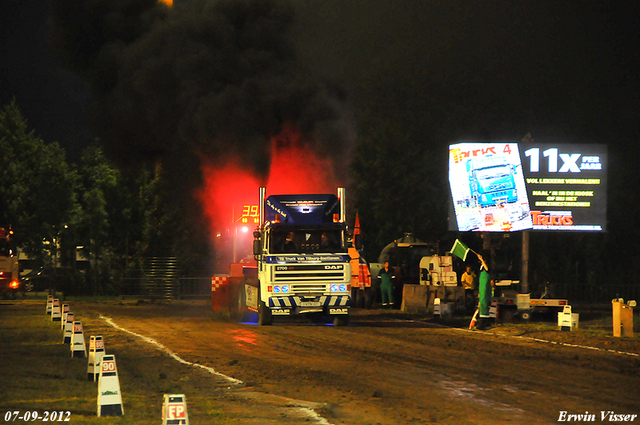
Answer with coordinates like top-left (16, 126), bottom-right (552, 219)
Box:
top-left (241, 187), bottom-right (352, 326)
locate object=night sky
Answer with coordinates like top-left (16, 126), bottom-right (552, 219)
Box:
top-left (3, 1), bottom-right (638, 153)
top-left (1, 0), bottom-right (95, 162)
top-left (291, 1), bottom-right (640, 145)
top-left (2, 1), bottom-right (639, 230)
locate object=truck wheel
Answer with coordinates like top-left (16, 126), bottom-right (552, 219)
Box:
top-left (258, 299), bottom-right (273, 326)
top-left (519, 310), bottom-right (531, 321)
top-left (233, 284), bottom-right (249, 322)
top-left (369, 280), bottom-right (381, 308)
top-left (501, 307), bottom-right (516, 323)
top-left (333, 315), bottom-right (349, 326)
top-left (364, 287), bottom-right (375, 309)
top-left (351, 288), bottom-right (365, 308)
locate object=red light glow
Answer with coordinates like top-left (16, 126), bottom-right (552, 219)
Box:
top-left (228, 329), bottom-right (258, 350)
top-left (196, 126), bottom-right (340, 237)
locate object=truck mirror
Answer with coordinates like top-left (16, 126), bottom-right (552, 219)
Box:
top-left (253, 230), bottom-right (261, 239)
top-left (252, 239), bottom-right (262, 256)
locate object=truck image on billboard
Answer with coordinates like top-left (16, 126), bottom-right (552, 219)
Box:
top-left (449, 142), bottom-right (607, 232)
top-left (449, 142), bottom-right (532, 232)
top-left (467, 155), bottom-right (517, 207)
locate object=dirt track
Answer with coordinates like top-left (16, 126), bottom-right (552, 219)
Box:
top-left (56, 300), bottom-right (639, 425)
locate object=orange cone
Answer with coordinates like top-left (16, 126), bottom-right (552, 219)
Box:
top-left (468, 309), bottom-right (479, 329)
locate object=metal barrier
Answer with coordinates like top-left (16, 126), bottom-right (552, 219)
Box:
top-left (119, 277), bottom-right (212, 299)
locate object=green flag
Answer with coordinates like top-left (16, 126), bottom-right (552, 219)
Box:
top-left (450, 239), bottom-right (470, 261)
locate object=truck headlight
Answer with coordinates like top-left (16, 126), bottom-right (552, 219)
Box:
top-left (273, 285), bottom-right (290, 294)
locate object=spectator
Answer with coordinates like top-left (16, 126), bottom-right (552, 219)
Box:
top-left (461, 265), bottom-right (477, 310)
top-left (377, 261), bottom-right (395, 308)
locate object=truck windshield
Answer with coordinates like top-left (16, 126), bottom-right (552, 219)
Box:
top-left (270, 228), bottom-right (346, 254)
top-left (476, 165), bottom-right (511, 180)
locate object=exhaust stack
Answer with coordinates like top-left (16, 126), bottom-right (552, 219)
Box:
top-left (259, 187), bottom-right (267, 226)
top-left (337, 187), bottom-right (346, 223)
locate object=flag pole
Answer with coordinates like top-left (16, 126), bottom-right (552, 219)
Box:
top-left (465, 245), bottom-right (488, 272)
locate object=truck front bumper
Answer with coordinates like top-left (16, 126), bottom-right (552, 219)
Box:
top-left (268, 294), bottom-right (350, 314)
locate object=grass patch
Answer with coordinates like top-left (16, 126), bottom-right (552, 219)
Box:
top-left (0, 300), bottom-right (241, 424)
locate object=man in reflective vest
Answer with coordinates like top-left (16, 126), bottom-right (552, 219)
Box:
top-left (349, 247), bottom-right (372, 308)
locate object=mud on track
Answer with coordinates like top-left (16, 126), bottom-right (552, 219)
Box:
top-left (4, 299), bottom-right (639, 424)
top-left (78, 300), bottom-right (640, 424)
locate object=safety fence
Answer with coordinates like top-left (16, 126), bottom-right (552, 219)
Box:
top-left (116, 257), bottom-right (212, 300)
top-left (119, 277), bottom-right (212, 300)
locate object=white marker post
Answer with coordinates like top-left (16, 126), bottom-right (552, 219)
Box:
top-left (87, 336), bottom-right (105, 381)
top-left (61, 304), bottom-right (70, 330)
top-left (433, 298), bottom-right (441, 318)
top-left (46, 295), bottom-right (53, 315)
top-left (51, 299), bottom-right (61, 322)
top-left (558, 305), bottom-right (578, 331)
top-left (162, 394), bottom-right (189, 425)
top-left (97, 355), bottom-right (124, 417)
top-left (70, 321), bottom-right (87, 358)
top-left (63, 312), bottom-right (74, 344)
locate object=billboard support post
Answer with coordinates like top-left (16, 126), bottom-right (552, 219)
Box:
top-left (521, 231), bottom-right (529, 293)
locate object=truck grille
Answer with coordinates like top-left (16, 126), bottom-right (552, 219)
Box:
top-left (272, 264), bottom-right (347, 283)
top-left (290, 284), bottom-right (327, 293)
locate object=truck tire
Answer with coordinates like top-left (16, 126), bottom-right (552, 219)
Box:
top-left (233, 283), bottom-right (250, 322)
top-left (364, 286), bottom-right (375, 309)
top-left (333, 315), bottom-right (349, 326)
top-left (351, 288), bottom-right (365, 308)
top-left (368, 280), bottom-right (381, 308)
top-left (500, 306), bottom-right (516, 323)
top-left (519, 310), bottom-right (531, 321)
top-left (258, 298), bottom-right (273, 326)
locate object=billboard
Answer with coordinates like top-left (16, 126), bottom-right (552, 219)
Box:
top-left (449, 142), bottom-right (607, 232)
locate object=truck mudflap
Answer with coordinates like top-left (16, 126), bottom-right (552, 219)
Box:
top-left (268, 295), bottom-right (350, 309)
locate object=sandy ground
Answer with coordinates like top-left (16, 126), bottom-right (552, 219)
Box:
top-left (47, 299), bottom-right (637, 425)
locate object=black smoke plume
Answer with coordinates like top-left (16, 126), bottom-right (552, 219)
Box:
top-left (49, 0), bottom-right (354, 180)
